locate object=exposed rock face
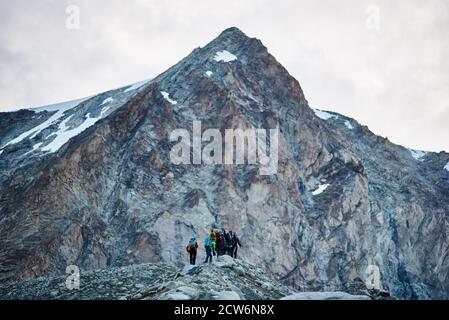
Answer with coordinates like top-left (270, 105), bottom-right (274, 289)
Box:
top-left (0, 27), bottom-right (449, 299)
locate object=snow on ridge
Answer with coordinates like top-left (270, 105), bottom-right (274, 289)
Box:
top-left (214, 50), bottom-right (237, 63)
top-left (2, 109), bottom-right (68, 149)
top-left (1, 77), bottom-right (150, 152)
top-left (205, 71), bottom-right (213, 77)
top-left (31, 142), bottom-right (43, 152)
top-left (1, 98), bottom-right (88, 150)
top-left (161, 91), bottom-right (178, 105)
top-left (312, 183), bottom-right (330, 196)
top-left (313, 109), bottom-right (338, 121)
top-left (41, 106), bottom-right (110, 153)
top-left (124, 79), bottom-right (151, 93)
top-left (409, 149), bottom-right (427, 161)
top-left (29, 97), bottom-right (89, 113)
top-left (444, 162), bottom-right (449, 172)
top-left (58, 115), bottom-right (74, 132)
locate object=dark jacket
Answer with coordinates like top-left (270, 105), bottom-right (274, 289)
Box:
top-left (232, 234), bottom-right (242, 248)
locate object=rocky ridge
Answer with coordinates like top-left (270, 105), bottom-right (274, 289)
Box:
top-left (0, 256), bottom-right (379, 300)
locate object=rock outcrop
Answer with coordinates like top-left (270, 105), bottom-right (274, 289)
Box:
top-left (0, 27), bottom-right (449, 299)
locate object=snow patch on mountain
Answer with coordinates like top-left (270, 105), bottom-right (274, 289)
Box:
top-left (214, 50), bottom-right (237, 63)
top-left (23, 142), bottom-right (44, 156)
top-left (30, 142), bottom-right (43, 152)
top-left (344, 120), bottom-right (354, 130)
top-left (313, 109), bottom-right (337, 121)
top-left (205, 71), bottom-right (213, 77)
top-left (312, 184), bottom-right (330, 196)
top-left (41, 107), bottom-right (110, 153)
top-left (409, 149), bottom-right (427, 161)
top-left (444, 162), bottom-right (449, 172)
top-left (101, 97), bottom-right (114, 106)
top-left (161, 91), bottom-right (178, 105)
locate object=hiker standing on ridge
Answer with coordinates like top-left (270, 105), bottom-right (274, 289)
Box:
top-left (231, 232), bottom-right (242, 259)
top-left (210, 229), bottom-right (217, 256)
top-left (186, 237), bottom-right (199, 265)
top-left (216, 229), bottom-right (227, 257)
top-left (204, 235), bottom-right (213, 263)
top-left (225, 230), bottom-right (233, 256)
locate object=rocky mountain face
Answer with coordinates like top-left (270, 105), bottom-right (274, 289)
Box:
top-left (0, 27), bottom-right (449, 299)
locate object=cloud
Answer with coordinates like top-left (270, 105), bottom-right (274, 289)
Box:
top-left (0, 0), bottom-right (448, 151)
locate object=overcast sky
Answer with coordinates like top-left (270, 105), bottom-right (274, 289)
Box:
top-left (0, 0), bottom-right (448, 152)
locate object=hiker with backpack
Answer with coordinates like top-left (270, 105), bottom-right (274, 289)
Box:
top-left (210, 229), bottom-right (217, 256)
top-left (204, 235), bottom-right (213, 263)
top-left (225, 230), bottom-right (234, 256)
top-left (231, 232), bottom-right (242, 259)
top-left (186, 237), bottom-right (199, 265)
top-left (216, 229), bottom-right (227, 257)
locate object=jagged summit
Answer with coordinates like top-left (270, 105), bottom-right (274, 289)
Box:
top-left (219, 26), bottom-right (247, 36)
top-left (0, 28), bottom-right (449, 300)
top-left (204, 27), bottom-right (257, 49)
top-left (206, 27), bottom-right (267, 56)
top-left (214, 26), bottom-right (249, 42)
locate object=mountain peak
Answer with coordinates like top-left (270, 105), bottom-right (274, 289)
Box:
top-left (206, 26), bottom-right (261, 53)
top-left (218, 26), bottom-right (248, 38)
top-left (1, 25), bottom-right (449, 301)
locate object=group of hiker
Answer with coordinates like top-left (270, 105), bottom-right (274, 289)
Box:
top-left (185, 223), bottom-right (242, 265)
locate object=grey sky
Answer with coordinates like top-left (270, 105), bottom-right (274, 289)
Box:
top-left (0, 0), bottom-right (448, 152)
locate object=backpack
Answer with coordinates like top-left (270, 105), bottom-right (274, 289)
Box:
top-left (188, 239), bottom-right (196, 250)
top-left (204, 236), bottom-right (211, 247)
